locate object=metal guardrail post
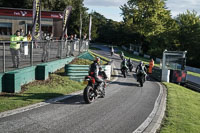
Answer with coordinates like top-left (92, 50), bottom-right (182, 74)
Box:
top-left (61, 41), bottom-right (63, 58)
top-left (66, 40), bottom-right (69, 57)
top-left (79, 40), bottom-right (81, 55)
top-left (48, 41), bottom-right (50, 61)
top-left (85, 41), bottom-right (87, 51)
top-left (30, 41), bottom-right (33, 66)
top-left (88, 41), bottom-right (90, 51)
top-left (3, 42), bottom-right (6, 72)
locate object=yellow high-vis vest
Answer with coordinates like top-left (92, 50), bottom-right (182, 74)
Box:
top-left (10, 35), bottom-right (24, 50)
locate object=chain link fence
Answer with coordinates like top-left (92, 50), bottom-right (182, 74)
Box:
top-left (0, 40), bottom-right (89, 72)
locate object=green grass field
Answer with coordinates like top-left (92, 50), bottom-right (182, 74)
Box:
top-left (89, 46), bottom-right (101, 50)
top-left (187, 71), bottom-right (200, 78)
top-left (0, 69), bottom-right (86, 113)
top-left (70, 58), bottom-right (93, 65)
top-left (159, 82), bottom-right (200, 133)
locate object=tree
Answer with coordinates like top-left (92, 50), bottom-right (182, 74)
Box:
top-left (176, 10), bottom-right (200, 67)
top-left (120, 0), bottom-right (171, 38)
top-left (120, 0), bottom-right (174, 55)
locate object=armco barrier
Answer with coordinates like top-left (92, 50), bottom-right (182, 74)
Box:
top-left (151, 67), bottom-right (162, 81)
top-left (65, 64), bottom-right (112, 81)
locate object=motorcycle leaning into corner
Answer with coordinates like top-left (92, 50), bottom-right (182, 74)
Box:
top-left (111, 46), bottom-right (114, 56)
top-left (83, 72), bottom-right (106, 104)
top-left (121, 66), bottom-right (128, 78)
top-left (121, 58), bottom-right (128, 78)
top-left (136, 70), bottom-right (146, 87)
top-left (111, 51), bottom-right (114, 56)
top-left (127, 59), bottom-right (133, 72)
top-left (135, 61), bottom-right (147, 87)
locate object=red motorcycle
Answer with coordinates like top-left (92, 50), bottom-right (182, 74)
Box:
top-left (83, 74), bottom-right (106, 104)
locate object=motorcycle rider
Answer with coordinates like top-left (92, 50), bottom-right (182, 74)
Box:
top-left (89, 57), bottom-right (103, 95)
top-left (111, 46), bottom-right (114, 56)
top-left (135, 61), bottom-right (147, 81)
top-left (120, 51), bottom-right (124, 60)
top-left (121, 58), bottom-right (128, 74)
top-left (127, 58), bottom-right (133, 70)
top-left (99, 66), bottom-right (108, 80)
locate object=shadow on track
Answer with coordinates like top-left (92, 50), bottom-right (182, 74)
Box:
top-left (53, 95), bottom-right (86, 105)
top-left (110, 81), bottom-right (138, 87)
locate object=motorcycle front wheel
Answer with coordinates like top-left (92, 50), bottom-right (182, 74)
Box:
top-left (83, 86), bottom-right (95, 104)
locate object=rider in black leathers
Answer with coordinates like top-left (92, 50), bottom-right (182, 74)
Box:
top-left (135, 61), bottom-right (147, 81)
top-left (99, 66), bottom-right (108, 80)
top-left (89, 57), bottom-right (103, 95)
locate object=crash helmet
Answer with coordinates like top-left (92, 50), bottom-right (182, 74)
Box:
top-left (96, 57), bottom-right (100, 64)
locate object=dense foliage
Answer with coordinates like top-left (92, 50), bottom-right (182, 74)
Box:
top-left (1, 0), bottom-right (200, 67)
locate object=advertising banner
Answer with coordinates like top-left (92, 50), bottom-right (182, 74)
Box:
top-left (32, 0), bottom-right (41, 40)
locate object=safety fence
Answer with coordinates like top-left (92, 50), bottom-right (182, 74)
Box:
top-left (0, 40), bottom-right (89, 73)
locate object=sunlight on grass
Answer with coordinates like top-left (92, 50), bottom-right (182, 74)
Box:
top-left (0, 74), bottom-right (86, 113)
top-left (159, 82), bottom-right (200, 133)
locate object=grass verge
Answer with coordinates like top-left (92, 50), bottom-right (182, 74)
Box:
top-left (159, 82), bottom-right (200, 133)
top-left (187, 71), bottom-right (200, 78)
top-left (0, 68), bottom-right (86, 113)
top-left (70, 58), bottom-right (93, 65)
top-left (89, 50), bottom-right (110, 62)
top-left (89, 47), bottom-right (101, 50)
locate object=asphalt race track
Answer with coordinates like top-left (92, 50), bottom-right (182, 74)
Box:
top-left (0, 45), bottom-right (160, 133)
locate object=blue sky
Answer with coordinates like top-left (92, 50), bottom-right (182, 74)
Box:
top-left (84, 0), bottom-right (200, 21)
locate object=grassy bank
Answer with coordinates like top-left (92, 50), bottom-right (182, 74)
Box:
top-left (159, 82), bottom-right (200, 133)
top-left (89, 46), bottom-right (101, 50)
top-left (187, 71), bottom-right (200, 78)
top-left (0, 69), bottom-right (86, 113)
top-left (89, 50), bottom-right (110, 62)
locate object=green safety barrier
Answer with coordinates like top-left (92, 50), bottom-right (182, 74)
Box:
top-left (65, 64), bottom-right (90, 82)
top-left (2, 66), bottom-right (36, 93)
top-left (151, 67), bottom-right (162, 81)
top-left (36, 57), bottom-right (74, 80)
top-left (0, 73), bottom-right (4, 92)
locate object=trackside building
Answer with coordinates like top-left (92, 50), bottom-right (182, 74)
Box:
top-left (0, 7), bottom-right (63, 40)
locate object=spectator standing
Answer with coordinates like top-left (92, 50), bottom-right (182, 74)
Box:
top-left (27, 30), bottom-right (32, 41)
top-left (41, 33), bottom-right (49, 62)
top-left (10, 30), bottom-right (24, 68)
top-left (83, 33), bottom-right (87, 40)
top-left (69, 35), bottom-right (74, 56)
top-left (20, 28), bottom-right (24, 36)
top-left (148, 59), bottom-right (154, 74)
top-left (56, 36), bottom-right (63, 58)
